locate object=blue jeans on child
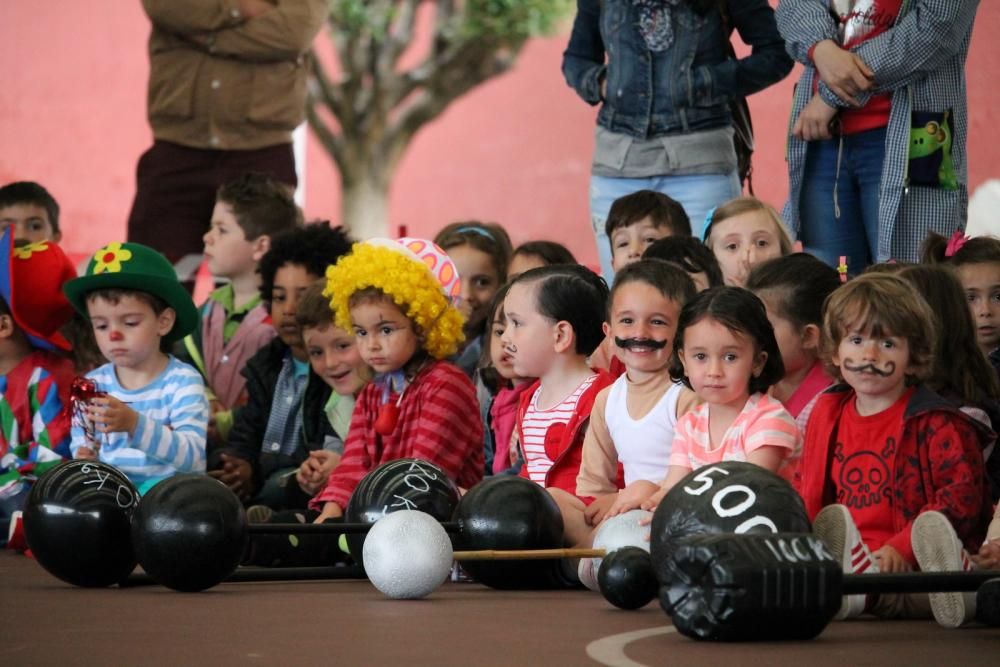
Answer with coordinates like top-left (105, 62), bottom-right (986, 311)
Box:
top-left (590, 172), bottom-right (741, 284)
top-left (798, 127), bottom-right (887, 269)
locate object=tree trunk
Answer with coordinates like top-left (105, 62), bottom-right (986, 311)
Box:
top-left (340, 170), bottom-right (392, 240)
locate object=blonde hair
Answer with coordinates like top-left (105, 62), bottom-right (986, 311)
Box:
top-left (324, 242), bottom-right (465, 359)
top-left (821, 273), bottom-right (935, 385)
top-left (704, 197), bottom-right (793, 255)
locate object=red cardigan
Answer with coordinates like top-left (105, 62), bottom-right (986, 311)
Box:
top-left (311, 360), bottom-right (484, 509)
top-left (516, 371), bottom-right (615, 498)
top-left (796, 384), bottom-right (993, 564)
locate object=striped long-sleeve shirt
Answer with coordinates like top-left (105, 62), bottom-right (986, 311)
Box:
top-left (776, 0), bottom-right (979, 262)
top-left (70, 356), bottom-right (208, 488)
top-left (310, 360), bottom-right (484, 510)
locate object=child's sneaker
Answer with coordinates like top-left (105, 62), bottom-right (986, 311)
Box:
top-left (245, 505), bottom-right (274, 524)
top-left (577, 557), bottom-right (600, 592)
top-left (912, 510), bottom-right (977, 628)
top-left (812, 503), bottom-right (878, 619)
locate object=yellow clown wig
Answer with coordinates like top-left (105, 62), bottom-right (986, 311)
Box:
top-left (324, 238), bottom-right (466, 359)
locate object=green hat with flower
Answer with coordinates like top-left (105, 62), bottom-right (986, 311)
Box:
top-left (63, 241), bottom-right (198, 344)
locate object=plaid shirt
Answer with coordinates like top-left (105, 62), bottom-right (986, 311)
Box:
top-left (777, 0), bottom-right (980, 261)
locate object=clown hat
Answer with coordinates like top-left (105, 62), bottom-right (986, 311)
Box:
top-left (64, 241), bottom-right (198, 344)
top-left (325, 237), bottom-right (465, 359)
top-left (0, 228), bottom-right (77, 352)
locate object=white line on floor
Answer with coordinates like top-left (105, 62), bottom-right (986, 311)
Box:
top-left (585, 626), bottom-right (677, 667)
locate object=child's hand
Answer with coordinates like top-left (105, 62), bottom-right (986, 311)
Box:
top-left (973, 539), bottom-right (1000, 570)
top-left (75, 446), bottom-right (98, 461)
top-left (640, 486), bottom-right (669, 515)
top-left (296, 450), bottom-right (341, 496)
top-left (873, 545), bottom-right (912, 573)
top-left (606, 481), bottom-right (661, 518)
top-left (86, 396), bottom-right (138, 435)
top-left (583, 494), bottom-right (617, 527)
top-left (314, 501), bottom-right (343, 523)
top-left (208, 453), bottom-right (254, 501)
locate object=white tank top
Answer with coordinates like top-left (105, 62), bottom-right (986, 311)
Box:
top-left (605, 375), bottom-right (684, 486)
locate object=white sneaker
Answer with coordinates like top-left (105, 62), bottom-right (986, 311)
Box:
top-left (577, 557), bottom-right (600, 592)
top-left (912, 510), bottom-right (977, 628)
top-left (813, 504), bottom-right (878, 619)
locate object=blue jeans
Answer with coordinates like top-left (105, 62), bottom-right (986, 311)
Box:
top-left (590, 172), bottom-right (741, 284)
top-left (799, 128), bottom-right (886, 268)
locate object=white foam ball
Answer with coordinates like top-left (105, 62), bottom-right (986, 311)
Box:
top-left (363, 509), bottom-right (453, 600)
top-left (592, 509), bottom-right (652, 572)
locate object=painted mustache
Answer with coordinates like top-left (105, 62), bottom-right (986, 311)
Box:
top-left (615, 337), bottom-right (668, 351)
top-left (842, 360), bottom-right (895, 377)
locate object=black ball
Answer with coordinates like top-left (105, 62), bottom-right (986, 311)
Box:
top-left (344, 458), bottom-right (460, 563)
top-left (24, 460), bottom-right (139, 587)
top-left (131, 474), bottom-right (247, 592)
top-left (598, 547), bottom-right (658, 610)
top-left (977, 578), bottom-right (1000, 627)
top-left (650, 462), bottom-right (810, 591)
top-left (453, 475), bottom-right (565, 589)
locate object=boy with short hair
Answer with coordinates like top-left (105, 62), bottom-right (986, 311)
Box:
top-left (213, 223), bottom-right (353, 507)
top-left (590, 190), bottom-right (692, 374)
top-left (0, 181), bottom-right (62, 245)
top-left (181, 172), bottom-right (301, 444)
top-left (606, 190), bottom-right (691, 273)
top-left (64, 242), bottom-right (208, 493)
top-left (572, 260), bottom-right (699, 584)
top-left (0, 229), bottom-right (77, 543)
top-left (798, 273), bottom-right (993, 628)
top-left (282, 280), bottom-right (371, 509)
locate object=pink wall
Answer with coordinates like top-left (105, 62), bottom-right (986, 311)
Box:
top-left (2, 1), bottom-right (998, 266)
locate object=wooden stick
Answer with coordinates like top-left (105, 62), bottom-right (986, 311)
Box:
top-left (453, 548), bottom-right (607, 561)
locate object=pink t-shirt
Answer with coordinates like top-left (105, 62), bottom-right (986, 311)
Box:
top-left (669, 393), bottom-right (800, 471)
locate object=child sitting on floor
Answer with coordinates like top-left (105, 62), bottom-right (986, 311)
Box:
top-left (798, 273), bottom-right (993, 627)
top-left (573, 260), bottom-right (698, 586)
top-left (501, 264), bottom-right (614, 546)
top-left (746, 253), bottom-right (840, 480)
top-left (478, 284), bottom-right (532, 477)
top-left (0, 229), bottom-right (77, 543)
top-left (180, 172), bottom-right (300, 445)
top-left (65, 242), bottom-right (208, 493)
top-left (311, 238), bottom-right (485, 522)
top-left (213, 223), bottom-right (353, 506)
top-left (281, 280), bottom-right (371, 509)
top-left (507, 240), bottom-right (577, 280)
top-left (642, 286), bottom-right (799, 508)
top-left (703, 197), bottom-right (793, 287)
top-left (434, 221), bottom-right (513, 377)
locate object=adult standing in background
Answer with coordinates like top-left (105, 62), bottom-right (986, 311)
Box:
top-left (562, 0), bottom-right (793, 283)
top-left (778, 0), bottom-right (979, 266)
top-left (127, 0), bottom-right (327, 284)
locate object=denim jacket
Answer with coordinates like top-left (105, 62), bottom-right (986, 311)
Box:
top-left (562, 0), bottom-right (792, 139)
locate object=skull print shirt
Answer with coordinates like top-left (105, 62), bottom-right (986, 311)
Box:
top-left (796, 384), bottom-right (993, 565)
top-left (828, 387), bottom-right (911, 551)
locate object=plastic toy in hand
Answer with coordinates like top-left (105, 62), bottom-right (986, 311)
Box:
top-left (70, 377), bottom-right (108, 445)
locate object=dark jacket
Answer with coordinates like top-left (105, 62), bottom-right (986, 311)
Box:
top-left (219, 337), bottom-right (333, 493)
top-left (797, 384), bottom-right (993, 564)
top-left (562, 0), bottom-right (792, 138)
